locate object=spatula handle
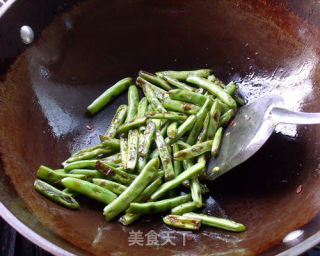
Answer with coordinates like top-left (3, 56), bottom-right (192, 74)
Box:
top-left (270, 107), bottom-right (320, 124)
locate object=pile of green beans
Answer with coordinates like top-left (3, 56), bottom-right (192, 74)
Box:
top-left (33, 69), bottom-right (246, 232)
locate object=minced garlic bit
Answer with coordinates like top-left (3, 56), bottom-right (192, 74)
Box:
top-left (213, 167), bottom-right (220, 172)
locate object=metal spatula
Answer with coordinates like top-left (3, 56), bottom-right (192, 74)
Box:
top-left (206, 94), bottom-right (320, 180)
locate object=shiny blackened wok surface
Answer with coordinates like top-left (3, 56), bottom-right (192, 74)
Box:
top-left (0, 0), bottom-right (320, 255)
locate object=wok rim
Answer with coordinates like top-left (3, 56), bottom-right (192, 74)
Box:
top-left (1, 200), bottom-right (319, 256)
top-left (0, 202), bottom-right (75, 256)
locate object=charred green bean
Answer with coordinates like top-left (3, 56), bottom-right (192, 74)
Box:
top-left (139, 121), bottom-right (156, 157)
top-left (105, 105), bottom-right (128, 137)
top-left (127, 129), bottom-right (139, 171)
top-left (196, 112), bottom-right (210, 143)
top-left (166, 115), bottom-right (196, 144)
top-left (150, 162), bottom-right (205, 201)
top-left (162, 75), bottom-right (196, 91)
top-left (34, 179), bottom-right (79, 209)
top-left (183, 212), bottom-right (246, 232)
top-left (92, 178), bottom-right (128, 195)
top-left (139, 71), bottom-right (172, 90)
top-left (61, 177), bottom-right (117, 204)
top-left (116, 117), bottom-right (147, 133)
top-left (168, 89), bottom-right (207, 106)
top-left (186, 76), bottom-right (236, 108)
top-left (186, 98), bottom-right (212, 145)
top-left (142, 83), bottom-right (166, 113)
top-left (206, 100), bottom-right (221, 140)
top-left (125, 85), bottom-right (139, 122)
top-left (96, 161), bottom-right (137, 185)
top-left (136, 77), bottom-right (169, 100)
top-left (163, 98), bottom-right (201, 115)
top-left (156, 69), bottom-right (212, 81)
top-left (163, 215), bottom-right (201, 230)
top-left (127, 194), bottom-right (192, 214)
top-left (219, 109), bottom-right (235, 126)
top-left (120, 134), bottom-right (128, 168)
top-left (103, 158), bottom-right (159, 221)
top-left (146, 111), bottom-right (188, 121)
top-left (211, 127), bottom-right (223, 157)
top-left (155, 130), bottom-right (174, 181)
top-left (167, 121), bottom-right (178, 139)
top-left (64, 160), bottom-right (97, 171)
top-left (171, 201), bottom-right (198, 215)
top-left (37, 165), bottom-right (86, 185)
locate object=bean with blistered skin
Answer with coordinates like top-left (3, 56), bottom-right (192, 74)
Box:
top-left (196, 113), bottom-right (210, 143)
top-left (119, 176), bottom-right (163, 225)
top-left (34, 179), bottom-right (79, 209)
top-left (139, 121), bottom-right (156, 157)
top-left (62, 177), bottom-right (117, 204)
top-left (165, 115), bottom-right (197, 144)
top-left (103, 152), bottom-right (122, 164)
top-left (172, 143), bottom-right (182, 177)
top-left (156, 69), bottom-right (212, 81)
top-left (117, 117), bottom-right (147, 133)
top-left (37, 165), bottom-right (87, 185)
top-left (163, 98), bottom-right (201, 115)
top-left (136, 77), bottom-right (169, 100)
top-left (219, 109), bottom-right (235, 127)
top-left (150, 162), bottom-right (205, 201)
top-left (105, 105), bottom-right (128, 138)
top-left (127, 194), bottom-right (192, 214)
top-left (72, 144), bottom-right (105, 156)
top-left (190, 175), bottom-right (202, 208)
top-left (183, 212), bottom-right (246, 232)
top-left (174, 141), bottom-right (213, 161)
top-left (182, 159), bottom-right (202, 208)
top-left (186, 98), bottom-right (213, 145)
top-left (162, 75), bottom-right (196, 91)
top-left (99, 136), bottom-right (121, 150)
top-left (66, 148), bottom-right (113, 163)
top-left (139, 70), bottom-right (172, 90)
top-left (154, 130), bottom-right (175, 181)
top-left (103, 158), bottom-right (159, 221)
top-left (125, 85), bottom-right (139, 123)
top-left (225, 81), bottom-right (237, 95)
top-left (127, 129), bottom-right (139, 171)
top-left (163, 215), bottom-right (201, 230)
top-left (96, 161), bottom-right (137, 185)
top-left (211, 127), bottom-right (223, 157)
top-left (168, 89), bottom-right (207, 106)
top-left (64, 160), bottom-right (97, 171)
top-left (142, 83), bottom-right (167, 113)
top-left (186, 75), bottom-right (237, 108)
top-left (137, 97), bottom-right (148, 118)
top-left (160, 121), bottom-right (170, 137)
top-left (171, 201), bottom-right (199, 215)
top-left (120, 134), bottom-right (128, 169)
top-left (69, 169), bottom-right (106, 180)
top-left (234, 94), bottom-right (246, 106)
top-left (92, 178), bottom-right (128, 195)
top-left (206, 100), bottom-right (221, 140)
top-left (175, 140), bottom-right (191, 149)
top-left (146, 111), bottom-right (188, 121)
top-left (167, 121), bottom-right (178, 139)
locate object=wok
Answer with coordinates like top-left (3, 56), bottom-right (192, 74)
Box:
top-left (0, 0), bottom-right (320, 255)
